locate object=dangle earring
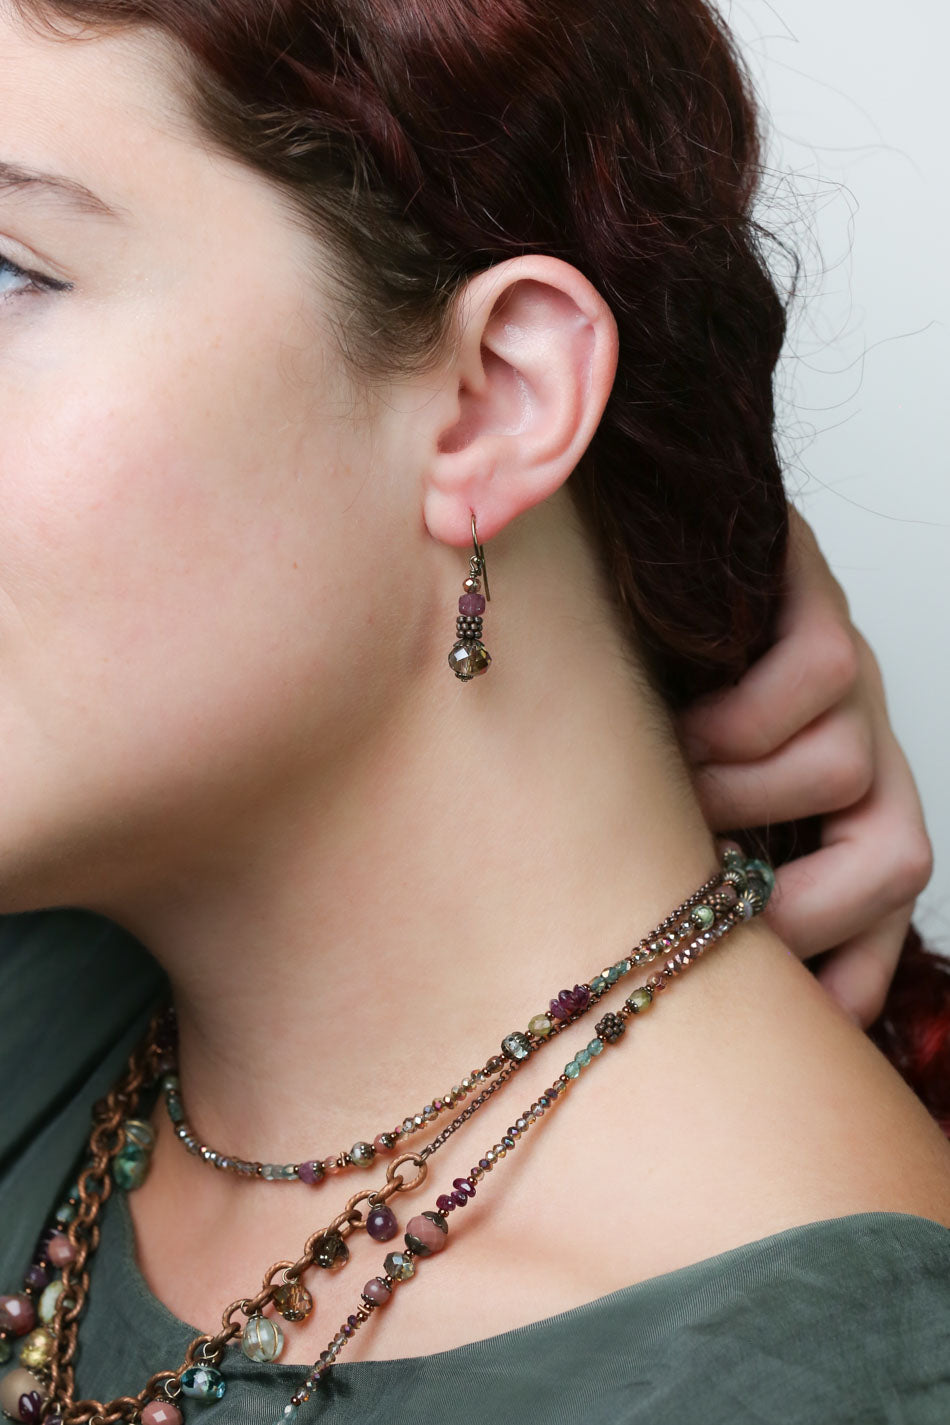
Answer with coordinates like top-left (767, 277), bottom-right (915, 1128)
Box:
top-left (447, 512), bottom-right (492, 681)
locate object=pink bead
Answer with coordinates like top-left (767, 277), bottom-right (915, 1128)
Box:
top-left (322, 1156), bottom-right (344, 1176)
top-left (719, 883), bottom-right (739, 907)
top-left (362, 1277), bottom-right (392, 1307)
top-left (459, 593), bottom-right (486, 616)
top-left (142, 1403), bottom-right (183, 1425)
top-left (46, 1232), bottom-right (76, 1268)
top-left (406, 1215), bottom-right (448, 1254)
top-left (373, 1134), bottom-right (393, 1154)
top-left (0, 1295), bottom-right (35, 1336)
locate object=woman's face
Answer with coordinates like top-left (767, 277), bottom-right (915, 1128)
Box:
top-left (0, 11), bottom-right (412, 909)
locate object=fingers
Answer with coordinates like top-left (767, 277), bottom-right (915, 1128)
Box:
top-left (814, 906), bottom-right (916, 1030)
top-left (677, 511), bottom-right (858, 762)
top-left (693, 698), bottom-right (873, 830)
top-left (762, 668), bottom-right (932, 961)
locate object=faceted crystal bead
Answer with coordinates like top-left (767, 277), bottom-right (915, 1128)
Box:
top-left (242, 1314), bottom-right (285, 1362)
top-left (273, 1281), bottom-right (314, 1322)
top-left (315, 1231), bottom-right (349, 1270)
top-left (447, 641), bottom-right (491, 681)
top-left (404, 1212), bottom-right (449, 1256)
top-left (383, 1252), bottom-right (415, 1281)
top-left (142, 1402), bottom-right (184, 1425)
top-left (528, 1014), bottom-right (553, 1038)
top-left (180, 1366), bottom-right (226, 1400)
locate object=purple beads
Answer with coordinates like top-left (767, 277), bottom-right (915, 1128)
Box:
top-left (435, 1193), bottom-right (456, 1214)
top-left (459, 593), bottom-right (486, 616)
top-left (366, 1204), bottom-right (399, 1242)
top-left (298, 1160), bottom-right (326, 1185)
top-left (549, 984), bottom-right (591, 1022)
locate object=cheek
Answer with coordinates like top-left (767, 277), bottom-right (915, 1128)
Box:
top-left (0, 332), bottom-right (365, 791)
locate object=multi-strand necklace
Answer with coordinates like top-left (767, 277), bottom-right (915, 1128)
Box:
top-left (0, 847), bottom-right (774, 1425)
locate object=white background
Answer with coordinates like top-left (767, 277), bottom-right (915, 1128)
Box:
top-left (721, 2), bottom-right (950, 948)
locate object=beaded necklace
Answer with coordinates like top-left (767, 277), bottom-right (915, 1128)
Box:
top-left (0, 848), bottom-right (774, 1425)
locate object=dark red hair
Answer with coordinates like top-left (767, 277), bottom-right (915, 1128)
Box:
top-left (13, 0), bottom-right (949, 1134)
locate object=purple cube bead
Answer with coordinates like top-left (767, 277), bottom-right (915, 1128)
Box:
top-left (458, 593), bottom-right (486, 616)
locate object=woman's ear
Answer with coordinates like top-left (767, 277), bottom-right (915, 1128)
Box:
top-left (422, 255), bottom-right (619, 546)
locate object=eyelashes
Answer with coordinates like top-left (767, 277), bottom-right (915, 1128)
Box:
top-left (0, 247), bottom-right (72, 300)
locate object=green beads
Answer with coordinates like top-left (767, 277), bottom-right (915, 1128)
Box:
top-left (180, 1365), bottom-right (226, 1400)
top-left (626, 987), bottom-right (654, 1014)
top-left (691, 904), bottom-right (715, 930)
top-left (113, 1118), bottom-right (156, 1191)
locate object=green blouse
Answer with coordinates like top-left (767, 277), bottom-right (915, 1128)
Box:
top-left (1, 908), bottom-right (948, 1423)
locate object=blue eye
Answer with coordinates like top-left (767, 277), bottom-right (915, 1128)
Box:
top-left (0, 247), bottom-right (70, 299)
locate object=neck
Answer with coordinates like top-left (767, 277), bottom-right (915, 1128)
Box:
top-left (99, 499), bottom-right (717, 1168)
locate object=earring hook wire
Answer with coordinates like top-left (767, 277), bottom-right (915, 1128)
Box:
top-left (471, 511), bottom-right (490, 601)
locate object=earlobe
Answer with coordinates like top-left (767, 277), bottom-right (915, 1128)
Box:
top-left (423, 255), bottom-right (619, 547)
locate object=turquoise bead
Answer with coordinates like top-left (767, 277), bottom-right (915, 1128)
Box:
top-left (564, 1060), bottom-right (580, 1079)
top-left (587, 1038), bottom-right (604, 1056)
top-left (606, 966), bottom-right (620, 984)
top-left (590, 975), bottom-right (607, 993)
top-left (113, 1145), bottom-right (150, 1191)
top-left (575, 1048), bottom-right (591, 1067)
top-left (181, 1365), bottom-right (227, 1400)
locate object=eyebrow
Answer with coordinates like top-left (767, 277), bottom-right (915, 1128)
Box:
top-left (0, 159), bottom-right (125, 219)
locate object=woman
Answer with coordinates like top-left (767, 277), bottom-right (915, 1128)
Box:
top-left (0, 0), bottom-right (947, 1422)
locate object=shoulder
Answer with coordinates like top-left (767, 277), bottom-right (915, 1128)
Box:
top-left (0, 908), bottom-right (166, 1165)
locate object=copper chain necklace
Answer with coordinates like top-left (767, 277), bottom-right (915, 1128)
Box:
top-left (0, 847), bottom-right (774, 1425)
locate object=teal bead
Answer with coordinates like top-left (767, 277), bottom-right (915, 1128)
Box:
top-left (575, 1048), bottom-right (591, 1067)
top-left (606, 966), bottom-right (620, 984)
top-left (181, 1365), bottom-right (227, 1400)
top-left (54, 1201), bottom-right (76, 1225)
top-left (722, 848), bottom-right (745, 871)
top-left (113, 1144), bottom-right (150, 1191)
top-left (619, 959), bottom-right (632, 974)
top-left (168, 1099), bottom-right (185, 1124)
top-left (587, 1038), bottom-right (604, 1056)
top-left (564, 1060), bottom-right (580, 1079)
top-left (590, 975), bottom-right (607, 993)
top-left (745, 858), bottom-right (775, 901)
top-left (122, 1118), bottom-right (156, 1152)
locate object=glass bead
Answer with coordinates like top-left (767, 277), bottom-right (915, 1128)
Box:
top-left (349, 1141), bottom-right (376, 1168)
top-left (273, 1281), bottom-right (314, 1323)
top-left (606, 966), bottom-right (620, 984)
top-left (383, 1252), bottom-right (415, 1281)
top-left (447, 641), bottom-right (491, 680)
top-left (565, 1060), bottom-right (580, 1079)
top-left (298, 1160), bottom-right (325, 1185)
top-left (19, 1328), bottom-right (55, 1372)
top-left (590, 975), bottom-right (606, 994)
top-left (528, 1014), bottom-right (553, 1038)
top-left (113, 1145), bottom-right (150, 1191)
top-left (142, 1402), bottom-right (184, 1425)
top-left (501, 1031), bottom-right (531, 1063)
top-left (366, 1205), bottom-right (399, 1242)
top-left (588, 1037), bottom-right (604, 1056)
top-left (361, 1277), bottom-right (392, 1307)
top-left (315, 1231), bottom-right (348, 1270)
top-left (180, 1366), bottom-right (226, 1400)
top-left (626, 987), bottom-right (654, 1014)
top-left (122, 1118), bottom-right (156, 1152)
top-left (691, 904), bottom-right (715, 930)
top-left (38, 1282), bottom-right (69, 1325)
top-left (0, 1366), bottom-right (46, 1423)
top-left (242, 1314), bottom-right (285, 1363)
top-left (0, 1295), bottom-right (35, 1337)
top-left (576, 1048), bottom-right (591, 1067)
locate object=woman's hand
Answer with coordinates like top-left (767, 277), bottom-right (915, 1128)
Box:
top-left (677, 509), bottom-right (933, 1030)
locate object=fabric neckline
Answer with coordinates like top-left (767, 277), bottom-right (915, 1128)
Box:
top-left (107, 1184), bottom-right (950, 1380)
